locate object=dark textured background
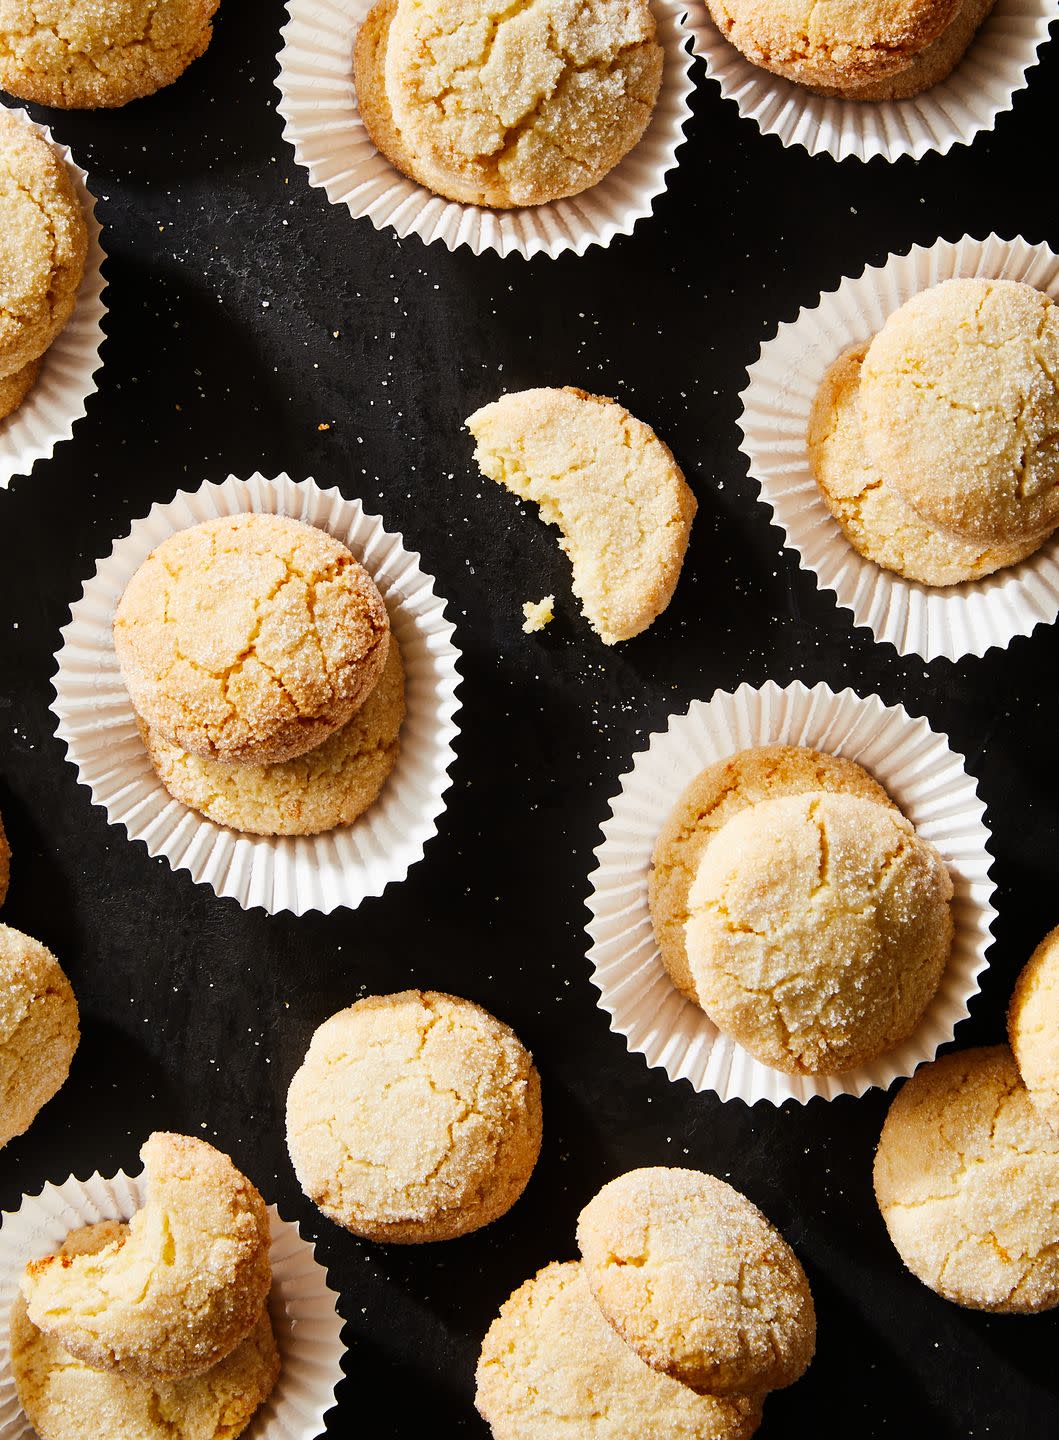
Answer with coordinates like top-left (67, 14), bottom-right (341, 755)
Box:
top-left (2, 3), bottom-right (1059, 1435)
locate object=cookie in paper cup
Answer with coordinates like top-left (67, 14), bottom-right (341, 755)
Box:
top-left (686, 0), bottom-right (1056, 162)
top-left (275, 0), bottom-right (694, 259)
top-left (0, 1169), bottom-right (344, 1440)
top-left (0, 108), bottom-right (106, 490)
top-left (585, 681), bottom-right (995, 1105)
top-left (50, 473), bottom-right (461, 916)
top-left (740, 234), bottom-right (1059, 663)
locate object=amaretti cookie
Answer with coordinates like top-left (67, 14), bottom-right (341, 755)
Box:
top-left (808, 0), bottom-right (996, 101)
top-left (874, 1046), bottom-right (1059, 1312)
top-left (1008, 925), bottom-right (1059, 1136)
top-left (0, 924), bottom-right (78, 1149)
top-left (0, 0), bottom-right (221, 109)
top-left (467, 387), bottom-right (696, 644)
top-left (286, 990), bottom-right (542, 1243)
top-left (0, 355), bottom-right (42, 422)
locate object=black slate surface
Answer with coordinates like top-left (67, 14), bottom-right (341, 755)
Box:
top-left (2, 3), bottom-right (1059, 1435)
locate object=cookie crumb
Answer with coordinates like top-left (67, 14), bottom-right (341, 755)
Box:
top-left (522, 596), bottom-right (554, 634)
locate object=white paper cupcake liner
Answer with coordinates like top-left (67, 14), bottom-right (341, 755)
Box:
top-left (50, 473), bottom-right (461, 916)
top-left (740, 234), bottom-right (1059, 663)
top-left (0, 1170), bottom-right (344, 1440)
top-left (687, 0), bottom-right (1056, 162)
top-left (585, 681), bottom-right (996, 1105)
top-left (275, 0), bottom-right (694, 259)
top-left (0, 109), bottom-right (107, 489)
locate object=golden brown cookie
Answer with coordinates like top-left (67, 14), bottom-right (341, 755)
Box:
top-left (811, 0), bottom-right (996, 99)
top-left (0, 354), bottom-right (42, 421)
top-left (577, 1167), bottom-right (815, 1398)
top-left (874, 1045), bottom-right (1059, 1312)
top-left (286, 990), bottom-right (542, 1243)
top-left (1008, 925), bottom-right (1059, 1136)
top-left (354, 0), bottom-right (421, 184)
top-left (0, 924), bottom-right (78, 1148)
top-left (113, 513), bottom-right (390, 767)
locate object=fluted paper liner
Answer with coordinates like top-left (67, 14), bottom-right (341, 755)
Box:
top-left (585, 682), bottom-right (996, 1104)
top-left (740, 234), bottom-right (1059, 662)
top-left (687, 0), bottom-right (1055, 162)
top-left (51, 473), bottom-right (461, 915)
top-left (276, 0), bottom-right (694, 259)
top-left (0, 1170), bottom-right (344, 1440)
top-left (0, 109), bottom-right (107, 489)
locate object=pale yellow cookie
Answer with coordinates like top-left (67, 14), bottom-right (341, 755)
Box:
top-left (0, 924), bottom-right (78, 1149)
top-left (140, 633), bottom-right (405, 836)
top-left (0, 354), bottom-right (42, 421)
top-left (874, 1045), bottom-right (1059, 1312)
top-left (475, 1261), bottom-right (763, 1440)
top-left (113, 513), bottom-right (390, 767)
top-left (467, 387), bottom-right (696, 644)
top-left (0, 807), bottom-right (9, 903)
top-left (1008, 925), bottom-right (1059, 1136)
top-left (23, 1132), bottom-right (272, 1380)
top-left (811, 0), bottom-right (996, 99)
top-left (861, 279), bottom-right (1059, 545)
top-left (686, 792), bottom-right (954, 1076)
top-left (577, 1168), bottom-right (815, 1397)
top-left (286, 990), bottom-right (542, 1243)
top-left (12, 1223), bottom-right (280, 1440)
top-left (380, 0), bottom-right (663, 209)
top-left (649, 745), bottom-right (894, 1002)
top-left (0, 0), bottom-right (221, 109)
top-left (809, 344), bottom-right (1043, 586)
top-left (0, 109), bottom-right (87, 380)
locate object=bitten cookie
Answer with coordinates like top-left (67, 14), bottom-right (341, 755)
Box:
top-left (686, 792), bottom-right (954, 1075)
top-left (467, 387), bottom-right (696, 644)
top-left (860, 279), bottom-right (1059, 545)
top-left (140, 633), bottom-right (405, 836)
top-left (0, 924), bottom-right (78, 1148)
top-left (22, 1132), bottom-right (273, 1379)
top-left (811, 0), bottom-right (996, 99)
top-left (113, 513), bottom-right (390, 767)
top-left (1008, 925), bottom-right (1059, 1136)
top-left (649, 745), bottom-right (894, 1001)
top-left (577, 1168), bottom-right (815, 1397)
top-left (0, 109), bottom-right (87, 380)
top-left (475, 1262), bottom-right (763, 1440)
top-left (286, 990), bottom-right (542, 1243)
top-left (874, 1046), bottom-right (1059, 1313)
top-left (0, 0), bottom-right (221, 109)
top-left (12, 1223), bottom-right (280, 1440)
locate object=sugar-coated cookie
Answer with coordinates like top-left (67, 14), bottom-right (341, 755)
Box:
top-left (0, 109), bottom-right (87, 380)
top-left (1008, 925), bottom-right (1059, 1136)
top-left (0, 0), bottom-right (221, 109)
top-left (23, 1132), bottom-right (272, 1379)
top-left (577, 1168), bottom-right (815, 1397)
top-left (861, 279), bottom-right (1059, 545)
top-left (12, 1223), bottom-right (280, 1440)
top-left (0, 354), bottom-right (42, 421)
top-left (467, 387), bottom-right (696, 644)
top-left (0, 807), bottom-right (9, 904)
top-left (686, 792), bottom-right (953, 1075)
top-left (140, 633), bottom-right (405, 836)
top-left (353, 0), bottom-right (420, 182)
top-left (811, 0), bottom-right (995, 99)
top-left (649, 745), bottom-right (893, 1001)
top-left (0, 924), bottom-right (78, 1149)
top-left (286, 990), bottom-right (542, 1243)
top-left (874, 1046), bottom-right (1059, 1312)
top-left (475, 1261), bottom-right (763, 1440)
top-left (113, 513), bottom-right (390, 767)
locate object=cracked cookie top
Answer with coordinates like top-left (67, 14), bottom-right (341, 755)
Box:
top-left (0, 923), bottom-right (79, 1150)
top-left (113, 513), bottom-right (390, 768)
top-left (285, 990), bottom-right (542, 1243)
top-left (1008, 925), bottom-right (1059, 1139)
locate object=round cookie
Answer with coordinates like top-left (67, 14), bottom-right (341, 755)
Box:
top-left (860, 279), bottom-right (1059, 545)
top-left (0, 807), bottom-right (9, 903)
top-left (686, 791), bottom-right (954, 1076)
top-left (475, 1261), bottom-right (763, 1440)
top-left (811, 0), bottom-right (996, 99)
top-left (0, 0), bottom-right (221, 110)
top-left (113, 513), bottom-right (390, 767)
top-left (874, 1045), bottom-right (1059, 1313)
top-left (577, 1168), bottom-right (815, 1397)
top-left (380, 0), bottom-right (664, 209)
top-left (12, 1223), bottom-right (280, 1440)
top-left (23, 1131), bottom-right (272, 1380)
top-left (1008, 925), bottom-right (1059, 1136)
top-left (286, 990), bottom-right (542, 1243)
top-left (809, 344), bottom-right (1043, 586)
top-left (0, 924), bottom-right (78, 1149)
top-left (140, 632), bottom-right (405, 836)
top-left (0, 109), bottom-right (87, 380)
top-left (466, 387), bottom-right (696, 644)
top-left (354, 0), bottom-right (423, 186)
top-left (649, 744), bottom-right (895, 1001)
top-left (0, 354), bottom-right (42, 422)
